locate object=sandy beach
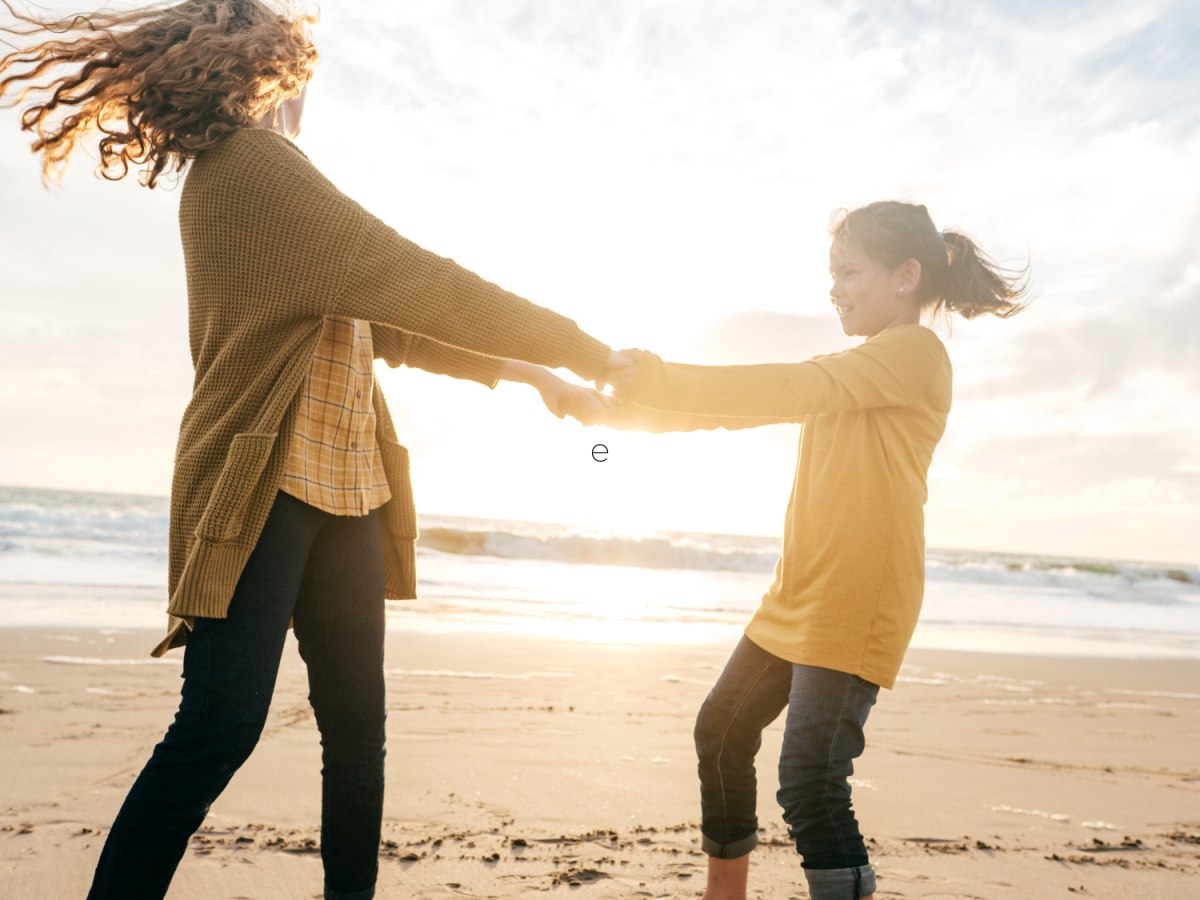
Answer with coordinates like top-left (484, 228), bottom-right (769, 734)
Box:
top-left (1, 625), bottom-right (1197, 899)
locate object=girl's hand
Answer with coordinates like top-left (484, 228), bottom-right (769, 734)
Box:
top-left (497, 359), bottom-right (615, 426)
top-left (538, 375), bottom-right (615, 426)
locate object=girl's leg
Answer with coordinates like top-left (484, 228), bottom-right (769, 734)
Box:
top-left (777, 664), bottom-right (879, 900)
top-left (293, 508), bottom-right (387, 900)
top-left (87, 492), bottom-right (326, 900)
top-left (703, 855), bottom-right (751, 900)
top-left (693, 635), bottom-right (794, 899)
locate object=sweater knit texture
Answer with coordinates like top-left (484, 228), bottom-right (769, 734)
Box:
top-left (155, 128), bottom-right (610, 656)
top-left (623, 325), bottom-right (952, 689)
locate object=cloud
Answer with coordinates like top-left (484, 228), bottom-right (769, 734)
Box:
top-left (1079, 3), bottom-right (1200, 127)
top-left (2, 0), bottom-right (1199, 559)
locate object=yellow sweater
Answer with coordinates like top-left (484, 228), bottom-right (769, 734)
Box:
top-left (624, 325), bottom-right (952, 688)
top-left (154, 128), bottom-right (611, 656)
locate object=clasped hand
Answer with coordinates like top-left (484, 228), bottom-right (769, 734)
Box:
top-left (595, 348), bottom-right (641, 398)
top-left (536, 348), bottom-right (642, 427)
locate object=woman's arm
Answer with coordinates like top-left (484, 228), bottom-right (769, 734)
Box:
top-left (627, 327), bottom-right (947, 419)
top-left (371, 328), bottom-right (617, 425)
top-left (225, 134), bottom-right (627, 384)
top-left (334, 207), bottom-right (618, 383)
top-left (372, 327), bottom-right (504, 387)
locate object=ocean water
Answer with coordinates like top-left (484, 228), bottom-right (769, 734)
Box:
top-left (1, 484), bottom-right (1198, 657)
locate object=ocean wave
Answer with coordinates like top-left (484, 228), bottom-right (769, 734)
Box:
top-left (1, 486), bottom-right (1195, 607)
top-left (0, 485), bottom-right (168, 545)
top-left (417, 526), bottom-right (780, 574)
top-left (0, 537), bottom-right (167, 588)
top-left (924, 551), bottom-right (1199, 600)
top-left (416, 521), bottom-right (1198, 593)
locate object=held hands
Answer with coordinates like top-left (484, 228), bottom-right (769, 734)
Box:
top-left (596, 348), bottom-right (642, 398)
top-left (497, 351), bottom-right (644, 428)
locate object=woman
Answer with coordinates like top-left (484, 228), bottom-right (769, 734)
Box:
top-left (600, 201), bottom-right (1028, 900)
top-left (1, 2), bottom-right (626, 898)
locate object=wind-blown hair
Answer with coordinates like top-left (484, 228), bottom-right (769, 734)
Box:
top-left (830, 201), bottom-right (1029, 320)
top-left (0, 0), bottom-right (318, 187)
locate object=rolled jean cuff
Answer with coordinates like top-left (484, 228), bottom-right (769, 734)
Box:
top-left (700, 830), bottom-right (758, 859)
top-left (325, 884), bottom-right (375, 900)
top-left (803, 864), bottom-right (875, 900)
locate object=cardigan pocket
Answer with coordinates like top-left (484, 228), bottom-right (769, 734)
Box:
top-left (195, 432), bottom-right (279, 543)
top-left (377, 436), bottom-right (418, 540)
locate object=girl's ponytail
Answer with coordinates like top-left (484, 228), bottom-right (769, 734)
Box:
top-left (940, 231), bottom-right (1028, 320)
top-left (830, 201), bottom-right (1029, 322)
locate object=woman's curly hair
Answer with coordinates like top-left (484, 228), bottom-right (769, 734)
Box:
top-left (0, 0), bottom-right (318, 187)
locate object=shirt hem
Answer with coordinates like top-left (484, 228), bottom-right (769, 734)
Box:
top-left (742, 620), bottom-right (898, 691)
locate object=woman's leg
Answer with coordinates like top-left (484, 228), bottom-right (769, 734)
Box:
top-left (87, 492), bottom-right (326, 900)
top-left (693, 635), bottom-right (794, 899)
top-left (776, 664), bottom-right (879, 900)
top-left (293, 508), bottom-right (387, 900)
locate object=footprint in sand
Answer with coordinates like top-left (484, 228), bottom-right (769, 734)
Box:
top-left (551, 867), bottom-right (612, 886)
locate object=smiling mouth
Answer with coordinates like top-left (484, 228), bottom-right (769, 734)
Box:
top-left (833, 303), bottom-right (854, 317)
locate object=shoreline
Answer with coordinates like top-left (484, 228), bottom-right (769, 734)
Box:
top-left (2, 626), bottom-right (1198, 898)
top-left (2, 582), bottom-right (1199, 660)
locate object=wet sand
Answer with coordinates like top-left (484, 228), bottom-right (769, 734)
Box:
top-left (1, 626), bottom-right (1197, 898)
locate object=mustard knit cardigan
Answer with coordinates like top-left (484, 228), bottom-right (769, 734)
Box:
top-left (153, 129), bottom-right (610, 656)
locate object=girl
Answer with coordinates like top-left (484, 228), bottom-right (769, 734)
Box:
top-left (1, 2), bottom-right (622, 898)
top-left (602, 201), bottom-right (1027, 900)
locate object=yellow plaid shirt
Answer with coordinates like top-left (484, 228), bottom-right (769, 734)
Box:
top-left (280, 317), bottom-right (392, 516)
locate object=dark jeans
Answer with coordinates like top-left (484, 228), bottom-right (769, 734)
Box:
top-left (87, 491), bottom-right (387, 900)
top-left (694, 636), bottom-right (879, 897)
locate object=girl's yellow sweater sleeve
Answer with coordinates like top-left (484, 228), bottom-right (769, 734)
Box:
top-left (628, 326), bottom-right (946, 418)
top-left (606, 402), bottom-right (798, 434)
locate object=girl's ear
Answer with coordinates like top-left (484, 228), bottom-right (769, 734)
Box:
top-left (897, 259), bottom-right (922, 296)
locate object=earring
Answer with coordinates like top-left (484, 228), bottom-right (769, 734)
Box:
top-left (899, 288), bottom-right (905, 293)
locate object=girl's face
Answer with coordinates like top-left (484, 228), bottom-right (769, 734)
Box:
top-left (828, 238), bottom-right (922, 338)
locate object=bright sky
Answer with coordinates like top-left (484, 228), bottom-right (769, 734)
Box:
top-left (2, 0), bottom-right (1198, 563)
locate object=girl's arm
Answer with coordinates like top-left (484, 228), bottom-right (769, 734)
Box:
top-left (498, 361), bottom-right (614, 425)
top-left (626, 326), bottom-right (947, 419)
top-left (601, 401), bottom-right (798, 434)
